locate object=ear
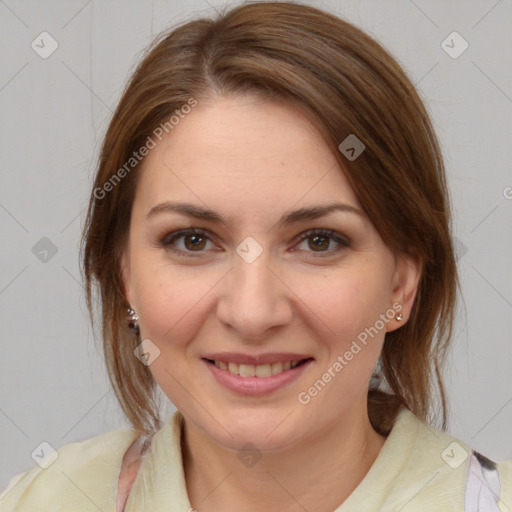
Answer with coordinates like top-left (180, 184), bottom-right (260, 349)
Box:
top-left (386, 251), bottom-right (422, 332)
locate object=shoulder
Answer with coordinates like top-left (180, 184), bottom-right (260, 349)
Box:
top-left (0, 427), bottom-right (138, 512)
top-left (388, 408), bottom-right (512, 511)
top-left (496, 459), bottom-right (512, 511)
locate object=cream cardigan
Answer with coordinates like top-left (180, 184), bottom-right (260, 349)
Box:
top-left (1, 407), bottom-right (511, 511)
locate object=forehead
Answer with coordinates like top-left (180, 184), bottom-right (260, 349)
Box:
top-left (134, 95), bottom-right (360, 217)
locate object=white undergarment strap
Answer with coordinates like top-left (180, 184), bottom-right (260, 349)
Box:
top-left (465, 451), bottom-right (502, 511)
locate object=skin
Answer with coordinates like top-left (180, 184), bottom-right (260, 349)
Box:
top-left (121, 94), bottom-right (422, 511)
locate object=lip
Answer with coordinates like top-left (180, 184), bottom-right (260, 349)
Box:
top-left (201, 352), bottom-right (313, 365)
top-left (202, 357), bottom-right (314, 396)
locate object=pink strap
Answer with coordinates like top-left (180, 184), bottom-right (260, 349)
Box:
top-left (116, 437), bottom-right (143, 512)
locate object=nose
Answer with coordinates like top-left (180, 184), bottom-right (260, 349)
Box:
top-left (216, 249), bottom-right (293, 340)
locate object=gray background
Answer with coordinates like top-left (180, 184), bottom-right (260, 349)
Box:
top-left (1, 0), bottom-right (511, 491)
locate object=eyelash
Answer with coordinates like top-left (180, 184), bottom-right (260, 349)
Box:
top-left (158, 228), bottom-right (350, 259)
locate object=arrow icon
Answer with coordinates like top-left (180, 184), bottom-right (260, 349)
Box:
top-left (236, 236), bottom-right (263, 263)
top-left (338, 134), bottom-right (365, 161)
top-left (31, 441), bottom-right (58, 468)
top-left (441, 31), bottom-right (468, 59)
top-left (237, 442), bottom-right (262, 467)
top-left (441, 441), bottom-right (468, 469)
top-left (32, 237), bottom-right (58, 263)
top-left (134, 339), bottom-right (161, 365)
top-left (31, 31), bottom-right (59, 59)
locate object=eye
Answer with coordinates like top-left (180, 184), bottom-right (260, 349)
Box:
top-left (159, 228), bottom-right (215, 257)
top-left (158, 227), bottom-right (350, 258)
top-left (292, 229), bottom-right (350, 257)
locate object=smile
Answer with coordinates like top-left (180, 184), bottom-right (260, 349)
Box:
top-left (206, 359), bottom-right (310, 378)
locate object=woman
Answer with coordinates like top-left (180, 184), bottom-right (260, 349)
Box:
top-left (1, 2), bottom-right (510, 511)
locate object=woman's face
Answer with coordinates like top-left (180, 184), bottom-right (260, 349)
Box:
top-left (122, 94), bottom-right (420, 451)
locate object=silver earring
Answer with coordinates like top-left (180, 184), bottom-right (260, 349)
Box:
top-left (396, 312), bottom-right (403, 321)
top-left (127, 307), bottom-right (140, 334)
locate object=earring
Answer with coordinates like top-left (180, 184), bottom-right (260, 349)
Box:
top-left (396, 312), bottom-right (403, 321)
top-left (127, 307), bottom-right (140, 334)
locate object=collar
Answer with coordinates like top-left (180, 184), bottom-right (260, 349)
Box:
top-left (125, 406), bottom-right (470, 511)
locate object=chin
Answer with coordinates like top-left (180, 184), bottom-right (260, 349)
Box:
top-left (212, 410), bottom-right (303, 451)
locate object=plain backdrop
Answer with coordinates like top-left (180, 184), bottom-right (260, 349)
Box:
top-left (1, 0), bottom-right (511, 491)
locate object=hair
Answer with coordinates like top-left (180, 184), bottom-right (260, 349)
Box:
top-left (81, 0), bottom-right (459, 438)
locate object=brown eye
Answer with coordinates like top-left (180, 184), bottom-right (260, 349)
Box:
top-left (160, 228), bottom-right (214, 257)
top-left (308, 234), bottom-right (330, 251)
top-left (294, 229), bottom-right (350, 257)
top-left (183, 233), bottom-right (207, 251)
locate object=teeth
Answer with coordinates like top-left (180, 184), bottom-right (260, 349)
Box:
top-left (239, 364), bottom-right (255, 377)
top-left (213, 359), bottom-right (303, 378)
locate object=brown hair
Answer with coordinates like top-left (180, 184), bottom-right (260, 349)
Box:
top-left (81, 1), bottom-right (459, 437)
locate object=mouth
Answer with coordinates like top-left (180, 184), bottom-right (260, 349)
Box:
top-left (202, 356), bottom-right (315, 396)
top-left (202, 357), bottom-right (314, 378)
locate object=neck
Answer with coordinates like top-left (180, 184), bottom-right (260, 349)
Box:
top-left (181, 400), bottom-right (387, 512)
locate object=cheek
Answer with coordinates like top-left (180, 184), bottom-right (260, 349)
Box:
top-left (292, 264), bottom-right (390, 401)
top-left (298, 273), bottom-right (388, 398)
top-left (131, 258), bottom-right (221, 347)
top-left (294, 264), bottom-right (390, 344)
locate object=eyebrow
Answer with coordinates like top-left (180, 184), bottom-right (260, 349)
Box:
top-left (145, 201), bottom-right (364, 228)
